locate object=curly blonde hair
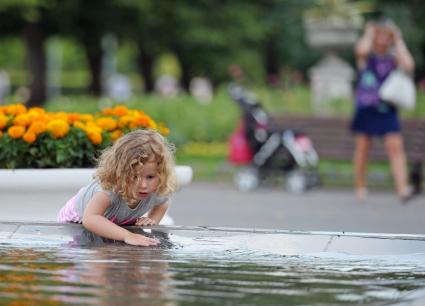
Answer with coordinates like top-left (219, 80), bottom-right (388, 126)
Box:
top-left (95, 129), bottom-right (177, 203)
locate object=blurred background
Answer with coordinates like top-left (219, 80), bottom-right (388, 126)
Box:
top-left (0, 0), bottom-right (424, 188)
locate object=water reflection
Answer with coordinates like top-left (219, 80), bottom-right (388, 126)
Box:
top-left (0, 228), bottom-right (425, 305)
top-left (60, 229), bottom-right (176, 305)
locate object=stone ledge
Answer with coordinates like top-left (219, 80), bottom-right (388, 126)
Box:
top-left (1, 221), bottom-right (425, 256)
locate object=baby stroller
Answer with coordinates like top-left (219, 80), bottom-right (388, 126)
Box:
top-left (228, 84), bottom-right (320, 192)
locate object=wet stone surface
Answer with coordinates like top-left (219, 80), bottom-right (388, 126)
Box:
top-left (1, 221), bottom-right (425, 305)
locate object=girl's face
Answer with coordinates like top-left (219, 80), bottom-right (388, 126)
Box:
top-left (131, 161), bottom-right (160, 201)
top-left (373, 26), bottom-right (394, 54)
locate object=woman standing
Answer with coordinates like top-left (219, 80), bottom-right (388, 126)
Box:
top-left (351, 19), bottom-right (415, 202)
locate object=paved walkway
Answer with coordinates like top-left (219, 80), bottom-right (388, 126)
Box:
top-left (1, 182), bottom-right (424, 234)
top-left (168, 182), bottom-right (425, 234)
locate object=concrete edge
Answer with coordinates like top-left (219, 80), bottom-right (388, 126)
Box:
top-left (1, 220), bottom-right (424, 241)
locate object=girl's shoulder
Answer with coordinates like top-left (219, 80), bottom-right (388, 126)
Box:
top-left (153, 193), bottom-right (170, 205)
top-left (88, 179), bottom-right (117, 201)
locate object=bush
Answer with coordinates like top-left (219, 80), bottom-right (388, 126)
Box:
top-left (0, 103), bottom-right (168, 169)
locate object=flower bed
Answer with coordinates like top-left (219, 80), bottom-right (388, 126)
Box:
top-left (0, 103), bottom-right (169, 169)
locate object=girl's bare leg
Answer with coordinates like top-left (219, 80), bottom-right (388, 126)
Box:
top-left (353, 134), bottom-right (371, 199)
top-left (384, 133), bottom-right (410, 198)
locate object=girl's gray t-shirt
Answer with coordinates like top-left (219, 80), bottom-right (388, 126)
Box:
top-left (75, 180), bottom-right (168, 225)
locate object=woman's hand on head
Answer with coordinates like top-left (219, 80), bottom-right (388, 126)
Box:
top-left (365, 21), bottom-right (376, 36)
top-left (124, 231), bottom-right (160, 246)
top-left (135, 216), bottom-right (156, 226)
top-left (392, 25), bottom-right (402, 42)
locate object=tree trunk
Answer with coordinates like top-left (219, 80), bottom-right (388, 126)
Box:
top-left (24, 22), bottom-right (46, 107)
top-left (264, 38), bottom-right (280, 85)
top-left (174, 50), bottom-right (191, 92)
top-left (137, 47), bottom-right (155, 93)
top-left (84, 43), bottom-right (103, 96)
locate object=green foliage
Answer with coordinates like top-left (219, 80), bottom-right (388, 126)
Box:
top-left (0, 37), bottom-right (25, 69)
top-left (3, 0), bottom-right (425, 99)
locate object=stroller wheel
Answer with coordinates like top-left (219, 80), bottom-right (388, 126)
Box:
top-left (234, 167), bottom-right (259, 192)
top-left (286, 170), bottom-right (307, 194)
top-left (307, 170), bottom-right (321, 188)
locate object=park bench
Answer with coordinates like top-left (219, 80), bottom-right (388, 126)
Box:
top-left (274, 115), bottom-right (425, 192)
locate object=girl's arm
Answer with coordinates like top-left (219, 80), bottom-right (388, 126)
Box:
top-left (82, 192), bottom-right (159, 246)
top-left (148, 202), bottom-right (169, 224)
top-left (136, 202), bottom-right (169, 226)
top-left (355, 22), bottom-right (375, 68)
top-left (393, 27), bottom-right (415, 74)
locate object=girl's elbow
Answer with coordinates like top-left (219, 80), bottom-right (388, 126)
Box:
top-left (81, 217), bottom-right (89, 229)
top-left (82, 214), bottom-right (94, 229)
top-left (407, 60), bottom-right (415, 74)
top-left (397, 55), bottom-right (415, 74)
top-left (402, 61), bottom-right (415, 75)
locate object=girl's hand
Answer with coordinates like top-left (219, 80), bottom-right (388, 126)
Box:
top-left (392, 25), bottom-right (402, 42)
top-left (135, 216), bottom-right (156, 226)
top-left (124, 231), bottom-right (160, 246)
top-left (364, 21), bottom-right (376, 37)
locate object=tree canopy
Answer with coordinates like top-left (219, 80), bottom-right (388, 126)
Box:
top-left (1, 0), bottom-right (425, 105)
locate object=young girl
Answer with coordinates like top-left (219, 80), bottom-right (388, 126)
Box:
top-left (57, 129), bottom-right (178, 246)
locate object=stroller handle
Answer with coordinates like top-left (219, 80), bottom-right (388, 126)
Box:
top-left (227, 83), bottom-right (259, 106)
top-left (228, 83), bottom-right (245, 100)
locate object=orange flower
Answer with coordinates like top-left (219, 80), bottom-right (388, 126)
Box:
top-left (0, 114), bottom-right (9, 130)
top-left (147, 118), bottom-right (157, 129)
top-left (29, 112), bottom-right (49, 123)
top-left (158, 123), bottom-right (170, 136)
top-left (118, 115), bottom-right (132, 129)
top-left (8, 125), bottom-right (25, 139)
top-left (129, 115), bottom-right (150, 129)
top-left (52, 112), bottom-right (68, 122)
top-left (67, 113), bottom-right (81, 124)
top-left (73, 121), bottom-right (86, 131)
top-left (86, 128), bottom-right (102, 145)
top-left (79, 114), bottom-right (94, 122)
top-left (47, 119), bottom-right (70, 139)
top-left (5, 104), bottom-right (26, 116)
top-left (29, 107), bottom-right (45, 113)
top-left (112, 105), bottom-right (129, 116)
top-left (102, 108), bottom-right (114, 116)
top-left (28, 121), bottom-right (47, 135)
top-left (13, 114), bottom-right (31, 127)
top-left (27, 107), bottom-right (45, 121)
top-left (85, 122), bottom-right (102, 134)
top-left (23, 131), bottom-right (36, 143)
top-left (96, 117), bottom-right (117, 131)
top-left (110, 130), bottom-right (123, 141)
